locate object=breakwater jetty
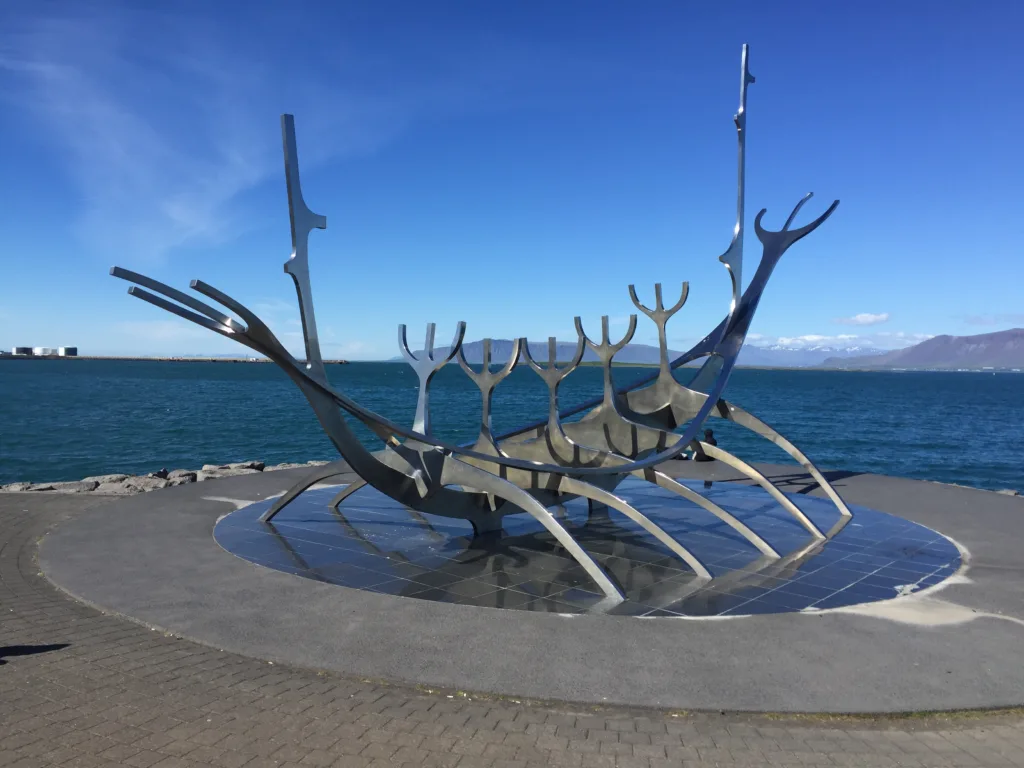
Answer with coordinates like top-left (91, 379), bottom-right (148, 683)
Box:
top-left (0, 460), bottom-right (333, 495)
top-left (0, 355), bottom-right (349, 363)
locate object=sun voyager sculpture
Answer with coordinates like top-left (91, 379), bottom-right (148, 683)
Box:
top-left (112, 45), bottom-right (851, 606)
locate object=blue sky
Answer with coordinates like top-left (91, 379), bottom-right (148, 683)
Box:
top-left (1, 1), bottom-right (1022, 359)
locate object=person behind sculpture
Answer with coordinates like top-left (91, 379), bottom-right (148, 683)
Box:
top-left (694, 428), bottom-right (718, 463)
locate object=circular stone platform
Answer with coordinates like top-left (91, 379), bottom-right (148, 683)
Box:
top-left (40, 462), bottom-right (1024, 713)
top-left (214, 478), bottom-right (961, 617)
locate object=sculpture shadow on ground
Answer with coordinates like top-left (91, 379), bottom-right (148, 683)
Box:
top-left (0, 643), bottom-right (69, 665)
top-left (750, 469), bottom-right (866, 496)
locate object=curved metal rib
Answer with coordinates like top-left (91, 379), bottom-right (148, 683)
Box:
top-left (557, 476), bottom-right (711, 578)
top-left (260, 463), bottom-right (353, 522)
top-left (698, 442), bottom-right (824, 539)
top-left (329, 478), bottom-right (367, 509)
top-left (695, 397), bottom-right (851, 518)
top-left (631, 469), bottom-right (778, 558)
top-left (439, 456), bottom-right (624, 603)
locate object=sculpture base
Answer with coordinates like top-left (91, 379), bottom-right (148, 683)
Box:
top-left (214, 476), bottom-right (961, 617)
top-left (40, 464), bottom-right (1024, 713)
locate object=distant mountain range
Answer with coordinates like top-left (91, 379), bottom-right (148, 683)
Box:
top-left (393, 339), bottom-right (891, 368)
top-left (818, 329), bottom-right (1024, 370)
top-left (734, 344), bottom-right (890, 368)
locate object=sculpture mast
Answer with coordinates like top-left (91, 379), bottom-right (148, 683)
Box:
top-left (718, 43), bottom-right (755, 317)
top-left (281, 114), bottom-right (328, 382)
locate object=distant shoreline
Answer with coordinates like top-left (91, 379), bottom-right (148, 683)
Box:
top-left (0, 355), bottom-right (350, 364)
top-left (1, 356), bottom-right (1020, 373)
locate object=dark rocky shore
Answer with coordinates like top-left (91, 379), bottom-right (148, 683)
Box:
top-left (0, 460), bottom-right (332, 495)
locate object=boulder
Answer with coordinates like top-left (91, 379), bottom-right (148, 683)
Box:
top-left (996, 489), bottom-right (1020, 496)
top-left (197, 468), bottom-right (261, 482)
top-left (202, 460), bottom-right (265, 472)
top-left (1, 482), bottom-right (33, 492)
top-left (264, 463), bottom-right (307, 471)
top-left (124, 476), bottom-right (169, 493)
top-left (94, 481), bottom-right (139, 495)
top-left (26, 483), bottom-right (56, 491)
top-left (167, 469), bottom-right (197, 482)
top-left (148, 468), bottom-right (170, 479)
top-left (50, 480), bottom-right (100, 493)
top-left (82, 474), bottom-right (130, 484)
top-left (306, 460), bottom-right (330, 467)
top-left (226, 461), bottom-right (265, 471)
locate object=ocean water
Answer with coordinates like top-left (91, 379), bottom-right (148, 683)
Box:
top-left (0, 360), bottom-right (1021, 491)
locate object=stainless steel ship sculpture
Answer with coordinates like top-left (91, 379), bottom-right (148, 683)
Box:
top-left (112, 45), bottom-right (849, 605)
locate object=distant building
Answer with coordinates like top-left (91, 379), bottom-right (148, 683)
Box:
top-left (58, 347), bottom-right (78, 357)
top-left (13, 347), bottom-right (32, 356)
top-left (32, 347), bottom-right (57, 356)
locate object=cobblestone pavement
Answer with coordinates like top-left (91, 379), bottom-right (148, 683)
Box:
top-left (3, 495), bottom-right (1023, 768)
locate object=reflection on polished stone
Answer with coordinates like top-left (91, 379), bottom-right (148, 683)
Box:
top-left (214, 477), bottom-right (961, 617)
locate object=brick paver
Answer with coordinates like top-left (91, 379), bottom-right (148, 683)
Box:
top-left (3, 497), bottom-right (1023, 767)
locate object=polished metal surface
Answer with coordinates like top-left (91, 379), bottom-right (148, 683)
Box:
top-left (281, 115), bottom-right (328, 383)
top-left (215, 481), bottom-right (961, 617)
top-left (110, 46), bottom-right (852, 601)
top-left (720, 42), bottom-right (754, 317)
top-left (457, 337), bottom-right (523, 453)
top-left (399, 322), bottom-right (467, 435)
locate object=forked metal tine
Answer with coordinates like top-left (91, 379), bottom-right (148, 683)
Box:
top-left (398, 324), bottom-right (417, 364)
top-left (444, 322), bottom-right (467, 364)
top-left (754, 195), bottom-right (840, 251)
top-left (497, 338), bottom-right (524, 377)
top-left (110, 267), bottom-right (246, 333)
top-left (458, 338), bottom-right (522, 387)
top-left (456, 337), bottom-right (480, 379)
top-left (423, 323), bottom-right (437, 362)
top-left (783, 192), bottom-right (813, 231)
top-left (126, 287), bottom-right (238, 340)
top-left (185, 280), bottom-right (299, 364)
top-left (629, 282), bottom-right (689, 320)
top-left (399, 322), bottom-right (466, 369)
top-left (188, 280), bottom-right (264, 335)
top-left (398, 321), bottom-right (467, 437)
top-left (574, 315), bottom-right (637, 357)
top-left (522, 336), bottom-right (585, 384)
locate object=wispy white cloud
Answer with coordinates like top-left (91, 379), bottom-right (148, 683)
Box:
top-left (834, 312), bottom-right (890, 326)
top-left (0, 6), bottom-right (508, 264)
top-left (875, 331), bottom-right (935, 340)
top-left (775, 334), bottom-right (860, 347)
top-left (751, 331), bottom-right (934, 350)
top-left (2, 12), bottom-right (269, 261)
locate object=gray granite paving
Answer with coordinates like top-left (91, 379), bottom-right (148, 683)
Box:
top-left (5, 490), bottom-right (1024, 766)
top-left (37, 464), bottom-right (1024, 713)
